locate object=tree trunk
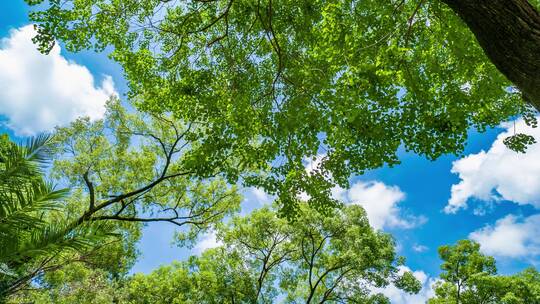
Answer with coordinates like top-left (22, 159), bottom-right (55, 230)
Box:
top-left (442, 0), bottom-right (540, 111)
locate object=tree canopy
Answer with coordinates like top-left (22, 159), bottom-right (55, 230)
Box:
top-left (12, 204), bottom-right (422, 304)
top-left (11, 237), bottom-right (540, 303)
top-left (25, 0), bottom-right (540, 215)
top-left (1, 99), bottom-right (243, 295)
top-left (429, 240), bottom-right (540, 304)
top-left (3, 1), bottom-right (540, 302)
top-left (0, 134), bottom-right (113, 298)
top-left (50, 99), bottom-right (241, 244)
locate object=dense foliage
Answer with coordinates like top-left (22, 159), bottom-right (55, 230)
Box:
top-left (25, 0), bottom-right (540, 215)
top-left (2, 1), bottom-right (540, 303)
top-left (1, 99), bottom-right (244, 296)
top-left (429, 240), bottom-right (540, 303)
top-left (0, 134), bottom-right (111, 298)
top-left (12, 204), bottom-right (422, 303)
top-left (10, 215), bottom-right (540, 303)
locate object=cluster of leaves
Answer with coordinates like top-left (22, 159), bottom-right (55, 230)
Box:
top-left (429, 240), bottom-right (540, 304)
top-left (9, 2), bottom-right (540, 303)
top-left (13, 236), bottom-right (540, 304)
top-left (11, 263), bottom-right (123, 304)
top-left (1, 98), bottom-right (245, 297)
top-left (0, 134), bottom-right (116, 298)
top-left (13, 204), bottom-right (421, 304)
top-left (49, 99), bottom-right (242, 246)
top-left (25, 0), bottom-right (538, 216)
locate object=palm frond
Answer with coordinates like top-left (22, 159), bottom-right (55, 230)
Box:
top-left (3, 222), bottom-right (115, 262)
top-left (0, 180), bottom-right (66, 215)
top-left (0, 134), bottom-right (120, 298)
top-left (23, 133), bottom-right (53, 165)
top-left (0, 133), bottom-right (52, 184)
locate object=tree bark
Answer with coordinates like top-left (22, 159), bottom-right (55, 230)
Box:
top-left (442, 0), bottom-right (540, 111)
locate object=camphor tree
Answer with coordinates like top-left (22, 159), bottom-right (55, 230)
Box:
top-left (8, 263), bottom-right (124, 304)
top-left (1, 98), bottom-right (243, 299)
top-left (49, 99), bottom-right (241, 242)
top-left (24, 0), bottom-right (540, 215)
top-left (428, 240), bottom-right (540, 304)
top-left (12, 204), bottom-right (421, 303)
top-left (13, 235), bottom-right (540, 303)
top-left (120, 204), bottom-right (421, 304)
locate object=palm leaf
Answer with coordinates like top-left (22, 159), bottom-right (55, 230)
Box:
top-left (0, 134), bottom-right (119, 298)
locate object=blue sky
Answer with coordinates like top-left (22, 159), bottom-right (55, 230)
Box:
top-left (2, 2), bottom-right (540, 302)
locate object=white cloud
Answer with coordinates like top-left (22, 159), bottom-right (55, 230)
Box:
top-left (302, 154), bottom-right (425, 230)
top-left (469, 214), bottom-right (540, 258)
top-left (240, 187), bottom-right (275, 215)
top-left (374, 266), bottom-right (437, 304)
top-left (336, 181), bottom-right (426, 230)
top-left (412, 244), bottom-right (428, 253)
top-left (446, 118), bottom-right (540, 213)
top-left (247, 187), bottom-right (273, 205)
top-left (194, 230), bottom-right (222, 254)
top-left (0, 25), bottom-right (116, 135)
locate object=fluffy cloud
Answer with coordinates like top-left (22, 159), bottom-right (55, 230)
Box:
top-left (246, 187), bottom-right (273, 205)
top-left (243, 157), bottom-right (423, 230)
top-left (446, 118), bottom-right (540, 213)
top-left (303, 154), bottom-right (425, 230)
top-left (240, 187), bottom-right (275, 215)
top-left (194, 230), bottom-right (222, 254)
top-left (0, 25), bottom-right (116, 135)
top-left (374, 266), bottom-right (437, 304)
top-left (469, 214), bottom-right (540, 258)
top-left (335, 181), bottom-right (426, 230)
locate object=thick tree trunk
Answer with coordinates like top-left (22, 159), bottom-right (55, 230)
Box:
top-left (442, 0), bottom-right (540, 111)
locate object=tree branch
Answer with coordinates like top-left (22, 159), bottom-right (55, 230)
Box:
top-left (82, 171), bottom-right (95, 211)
